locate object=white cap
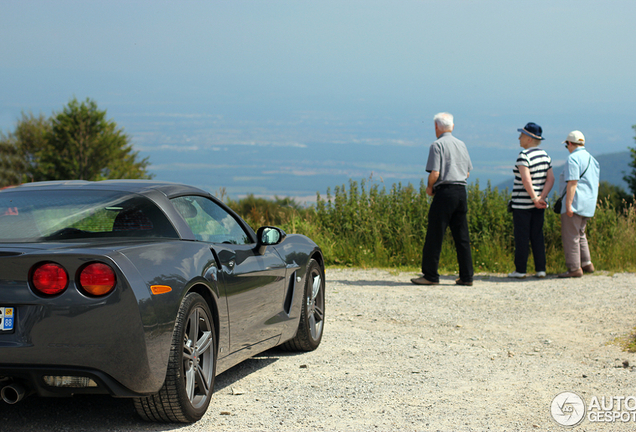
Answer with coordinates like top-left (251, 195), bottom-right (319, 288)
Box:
top-left (563, 130), bottom-right (585, 145)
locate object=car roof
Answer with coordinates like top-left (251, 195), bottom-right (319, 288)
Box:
top-left (5, 180), bottom-right (212, 199)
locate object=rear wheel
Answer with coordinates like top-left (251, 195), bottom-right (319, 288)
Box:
top-left (134, 293), bottom-right (216, 423)
top-left (281, 258), bottom-right (325, 351)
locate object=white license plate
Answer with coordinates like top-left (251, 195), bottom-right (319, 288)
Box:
top-left (0, 307), bottom-right (14, 332)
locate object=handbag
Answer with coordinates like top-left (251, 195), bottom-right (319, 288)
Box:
top-left (553, 156), bottom-right (592, 214)
top-left (552, 196), bottom-right (563, 214)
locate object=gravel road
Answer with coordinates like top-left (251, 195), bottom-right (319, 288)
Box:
top-left (2, 269), bottom-right (636, 431)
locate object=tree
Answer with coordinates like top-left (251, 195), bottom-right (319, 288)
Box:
top-left (0, 137), bottom-right (22, 187)
top-left (624, 125), bottom-right (636, 195)
top-left (0, 112), bottom-right (50, 186)
top-left (598, 180), bottom-right (633, 212)
top-left (36, 98), bottom-right (152, 181)
top-left (0, 98), bottom-right (152, 185)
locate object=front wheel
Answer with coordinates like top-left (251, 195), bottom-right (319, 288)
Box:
top-left (134, 293), bottom-right (216, 423)
top-left (280, 258), bottom-right (325, 351)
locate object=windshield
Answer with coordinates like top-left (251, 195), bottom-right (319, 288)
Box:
top-left (0, 189), bottom-right (179, 242)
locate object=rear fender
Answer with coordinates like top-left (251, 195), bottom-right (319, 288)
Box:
top-left (116, 243), bottom-right (228, 387)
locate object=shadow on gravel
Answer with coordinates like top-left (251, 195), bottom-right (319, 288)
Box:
top-left (0, 394), bottom-right (152, 432)
top-left (476, 274), bottom-right (561, 284)
top-left (331, 279), bottom-right (414, 287)
top-left (215, 351), bottom-right (281, 392)
top-left (332, 274), bottom-right (562, 287)
top-left (0, 351), bottom-right (286, 431)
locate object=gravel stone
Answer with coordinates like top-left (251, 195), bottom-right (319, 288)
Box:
top-left (2, 269), bottom-right (636, 431)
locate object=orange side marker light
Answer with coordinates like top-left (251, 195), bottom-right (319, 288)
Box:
top-left (150, 285), bottom-right (172, 295)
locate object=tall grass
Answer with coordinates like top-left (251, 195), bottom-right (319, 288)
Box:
top-left (586, 197), bottom-right (636, 270)
top-left (314, 179), bottom-right (429, 268)
top-left (226, 179), bottom-right (636, 274)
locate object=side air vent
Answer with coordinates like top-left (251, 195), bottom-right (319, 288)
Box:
top-left (0, 252), bottom-right (24, 257)
top-left (283, 271), bottom-right (296, 315)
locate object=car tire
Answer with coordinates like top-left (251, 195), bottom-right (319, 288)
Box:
top-left (280, 258), bottom-right (325, 351)
top-left (134, 292), bottom-right (216, 423)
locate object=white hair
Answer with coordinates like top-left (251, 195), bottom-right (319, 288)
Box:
top-left (434, 112), bottom-right (454, 131)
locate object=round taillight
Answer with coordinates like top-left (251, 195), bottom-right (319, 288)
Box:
top-left (32, 263), bottom-right (69, 296)
top-left (79, 263), bottom-right (117, 296)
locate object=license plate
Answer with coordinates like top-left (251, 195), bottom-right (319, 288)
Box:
top-left (0, 307), bottom-right (14, 332)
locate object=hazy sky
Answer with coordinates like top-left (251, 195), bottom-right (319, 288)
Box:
top-left (1, 1), bottom-right (635, 198)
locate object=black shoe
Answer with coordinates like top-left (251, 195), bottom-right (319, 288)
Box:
top-left (455, 278), bottom-right (473, 286)
top-left (411, 277), bottom-right (439, 285)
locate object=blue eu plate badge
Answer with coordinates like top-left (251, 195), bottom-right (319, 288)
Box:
top-left (1, 307), bottom-right (14, 331)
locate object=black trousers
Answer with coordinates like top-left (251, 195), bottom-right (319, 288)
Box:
top-left (512, 208), bottom-right (546, 273)
top-left (421, 185), bottom-right (473, 283)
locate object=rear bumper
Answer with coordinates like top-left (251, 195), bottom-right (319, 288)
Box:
top-left (0, 365), bottom-right (148, 398)
top-left (0, 296), bottom-right (170, 395)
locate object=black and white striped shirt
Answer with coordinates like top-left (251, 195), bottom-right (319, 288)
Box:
top-left (511, 147), bottom-right (552, 210)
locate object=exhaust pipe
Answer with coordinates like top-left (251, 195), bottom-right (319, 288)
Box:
top-left (1, 382), bottom-right (27, 404)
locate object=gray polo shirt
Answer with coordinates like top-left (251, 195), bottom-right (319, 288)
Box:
top-left (425, 132), bottom-right (472, 188)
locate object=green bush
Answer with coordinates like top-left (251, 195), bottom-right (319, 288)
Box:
top-left (225, 194), bottom-right (304, 227)
top-left (226, 179), bottom-right (636, 274)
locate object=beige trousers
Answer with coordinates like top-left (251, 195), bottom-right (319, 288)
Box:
top-left (560, 213), bottom-right (592, 271)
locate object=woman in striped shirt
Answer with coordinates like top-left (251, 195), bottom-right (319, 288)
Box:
top-left (508, 122), bottom-right (555, 278)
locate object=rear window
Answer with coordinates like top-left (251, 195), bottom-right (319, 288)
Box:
top-left (0, 189), bottom-right (179, 242)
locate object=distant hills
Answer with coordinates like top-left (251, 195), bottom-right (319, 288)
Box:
top-left (495, 151), bottom-right (631, 192)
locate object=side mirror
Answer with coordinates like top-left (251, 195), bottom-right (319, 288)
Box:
top-left (256, 226), bottom-right (287, 254)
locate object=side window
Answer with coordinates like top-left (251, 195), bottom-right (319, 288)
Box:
top-left (171, 196), bottom-right (251, 245)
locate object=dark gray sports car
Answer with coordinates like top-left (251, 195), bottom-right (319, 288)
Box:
top-left (0, 180), bottom-right (325, 423)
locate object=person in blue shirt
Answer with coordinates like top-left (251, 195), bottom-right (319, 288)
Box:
top-left (558, 130), bottom-right (600, 278)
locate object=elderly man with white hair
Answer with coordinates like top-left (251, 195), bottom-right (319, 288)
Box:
top-left (411, 112), bottom-right (474, 286)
